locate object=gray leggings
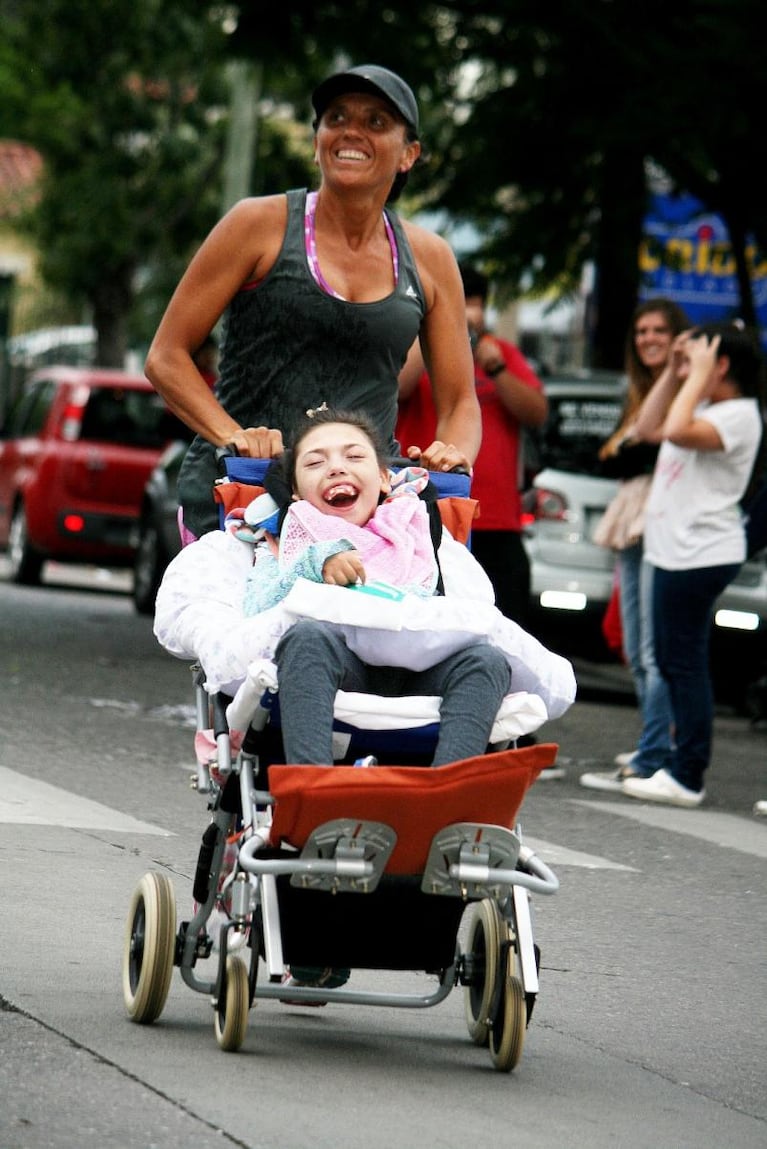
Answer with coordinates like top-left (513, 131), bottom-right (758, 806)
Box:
top-left (274, 619), bottom-right (512, 765)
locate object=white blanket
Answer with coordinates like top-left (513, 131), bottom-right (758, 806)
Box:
top-left (154, 527), bottom-right (577, 732)
top-left (225, 658), bottom-right (550, 748)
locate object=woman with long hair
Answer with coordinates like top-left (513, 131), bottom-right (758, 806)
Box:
top-left (581, 298), bottom-right (689, 792)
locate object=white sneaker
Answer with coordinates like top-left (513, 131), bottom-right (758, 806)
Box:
top-left (753, 799), bottom-right (767, 817)
top-left (580, 764), bottom-right (642, 792)
top-left (538, 762), bottom-right (566, 780)
top-left (622, 769), bottom-right (705, 808)
top-left (207, 906), bottom-right (249, 952)
top-left (614, 750), bottom-right (638, 769)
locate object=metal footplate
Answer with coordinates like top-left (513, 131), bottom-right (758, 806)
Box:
top-left (421, 823), bottom-right (522, 899)
top-left (289, 819), bottom-right (397, 893)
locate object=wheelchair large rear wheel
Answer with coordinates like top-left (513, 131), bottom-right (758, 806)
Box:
top-left (214, 954), bottom-right (250, 1051)
top-left (122, 872), bottom-right (176, 1024)
top-left (464, 899), bottom-right (505, 1046)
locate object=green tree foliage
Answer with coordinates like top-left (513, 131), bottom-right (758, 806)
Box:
top-left (425, 0), bottom-right (767, 363)
top-left (2, 1), bottom-right (766, 367)
top-left (2, 0), bottom-right (232, 364)
top-left (225, 0), bottom-right (767, 362)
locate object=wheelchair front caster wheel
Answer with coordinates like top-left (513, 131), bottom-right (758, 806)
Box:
top-left (489, 972), bottom-right (526, 1072)
top-left (122, 871), bottom-right (176, 1024)
top-left (214, 953), bottom-right (250, 1051)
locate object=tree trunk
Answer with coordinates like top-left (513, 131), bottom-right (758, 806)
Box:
top-left (91, 269), bottom-right (134, 368)
top-left (590, 148), bottom-right (647, 370)
top-left (721, 211), bottom-right (756, 328)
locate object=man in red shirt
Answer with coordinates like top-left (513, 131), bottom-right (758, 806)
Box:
top-left (397, 263), bottom-right (548, 626)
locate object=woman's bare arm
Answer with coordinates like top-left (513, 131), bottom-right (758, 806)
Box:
top-left (144, 196), bottom-right (287, 455)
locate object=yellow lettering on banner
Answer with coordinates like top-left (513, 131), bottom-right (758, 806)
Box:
top-left (639, 230), bottom-right (767, 284)
top-left (747, 243), bottom-right (767, 278)
top-left (710, 245), bottom-right (734, 275)
top-left (696, 236), bottom-right (710, 276)
top-left (638, 239), bottom-right (659, 273)
top-left (666, 238), bottom-right (693, 272)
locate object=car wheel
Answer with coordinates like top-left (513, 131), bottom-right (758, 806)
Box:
top-left (133, 521), bottom-right (168, 615)
top-left (7, 503), bottom-right (44, 586)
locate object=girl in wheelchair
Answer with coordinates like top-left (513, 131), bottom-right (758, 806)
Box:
top-left (235, 407), bottom-right (513, 767)
top-left (154, 403), bottom-right (576, 760)
top-left (131, 406), bottom-right (575, 1057)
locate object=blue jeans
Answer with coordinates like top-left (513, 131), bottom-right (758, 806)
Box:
top-left (651, 562), bottom-right (740, 792)
top-left (617, 544), bottom-right (673, 775)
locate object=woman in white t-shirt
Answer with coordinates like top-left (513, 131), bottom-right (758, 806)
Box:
top-left (621, 322), bottom-right (764, 807)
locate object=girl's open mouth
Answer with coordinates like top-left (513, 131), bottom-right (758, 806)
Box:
top-left (324, 484), bottom-right (358, 508)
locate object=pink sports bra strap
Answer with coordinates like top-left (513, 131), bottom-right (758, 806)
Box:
top-left (304, 190), bottom-right (399, 299)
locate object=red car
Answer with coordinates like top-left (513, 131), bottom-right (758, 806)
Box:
top-left (0, 365), bottom-right (182, 585)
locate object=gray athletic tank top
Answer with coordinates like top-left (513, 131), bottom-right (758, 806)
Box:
top-left (178, 188), bottom-right (426, 536)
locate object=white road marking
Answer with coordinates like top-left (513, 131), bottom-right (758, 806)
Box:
top-left (523, 836), bottom-right (638, 871)
top-left (0, 767), bottom-right (173, 835)
top-left (575, 799), bottom-right (767, 859)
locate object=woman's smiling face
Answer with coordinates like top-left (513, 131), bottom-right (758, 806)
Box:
top-left (293, 422), bottom-right (389, 526)
top-left (634, 310), bottom-right (675, 376)
top-left (314, 92), bottom-right (419, 191)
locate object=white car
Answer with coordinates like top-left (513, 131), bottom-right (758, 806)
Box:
top-left (522, 370), bottom-right (767, 707)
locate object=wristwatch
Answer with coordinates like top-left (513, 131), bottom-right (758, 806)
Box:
top-left (484, 360), bottom-right (505, 378)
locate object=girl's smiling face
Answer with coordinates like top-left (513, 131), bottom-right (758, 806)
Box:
top-left (293, 422), bottom-right (390, 526)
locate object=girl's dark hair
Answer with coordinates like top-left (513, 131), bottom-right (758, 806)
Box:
top-left (690, 321), bottom-right (766, 399)
top-left (690, 322), bottom-right (767, 509)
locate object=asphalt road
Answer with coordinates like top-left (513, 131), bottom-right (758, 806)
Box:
top-left (1, 560), bottom-right (765, 1149)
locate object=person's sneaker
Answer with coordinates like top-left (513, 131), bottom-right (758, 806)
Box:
top-left (580, 764), bottom-right (642, 792)
top-left (537, 762), bottom-right (566, 780)
top-left (205, 906), bottom-right (249, 953)
top-left (622, 769), bottom-right (705, 808)
top-left (279, 970), bottom-right (328, 1008)
top-left (288, 966), bottom-right (350, 989)
top-left (279, 966), bottom-right (350, 1005)
top-left (614, 750), bottom-right (638, 769)
top-left (753, 799), bottom-right (767, 817)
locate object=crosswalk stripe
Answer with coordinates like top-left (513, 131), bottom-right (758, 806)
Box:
top-left (523, 836), bottom-right (638, 871)
top-left (574, 799), bottom-right (767, 859)
top-left (2, 768), bottom-right (763, 862)
top-left (0, 767), bottom-right (173, 836)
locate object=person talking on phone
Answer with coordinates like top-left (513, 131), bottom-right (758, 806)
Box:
top-left (397, 262), bottom-right (548, 627)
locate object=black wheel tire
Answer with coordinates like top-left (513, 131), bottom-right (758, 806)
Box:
top-left (464, 900), bottom-right (503, 1046)
top-left (132, 521), bottom-right (167, 615)
top-left (7, 504), bottom-right (44, 586)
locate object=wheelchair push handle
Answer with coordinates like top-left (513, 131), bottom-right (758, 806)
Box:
top-left (216, 444), bottom-right (470, 478)
top-left (390, 455), bottom-right (472, 478)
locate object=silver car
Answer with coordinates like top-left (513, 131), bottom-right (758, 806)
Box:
top-left (522, 370), bottom-right (767, 705)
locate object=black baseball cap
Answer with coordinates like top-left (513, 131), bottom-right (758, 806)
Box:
top-left (312, 65), bottom-right (419, 136)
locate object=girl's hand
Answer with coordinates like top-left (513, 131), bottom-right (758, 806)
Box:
top-left (686, 331), bottom-right (721, 371)
top-left (669, 329), bottom-right (694, 373)
top-left (322, 550), bottom-right (366, 586)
